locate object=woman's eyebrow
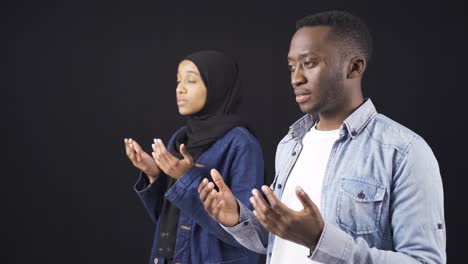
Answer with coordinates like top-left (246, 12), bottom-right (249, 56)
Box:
top-left (177, 70), bottom-right (200, 75)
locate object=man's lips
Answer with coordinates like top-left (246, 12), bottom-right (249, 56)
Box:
top-left (295, 93), bottom-right (311, 103)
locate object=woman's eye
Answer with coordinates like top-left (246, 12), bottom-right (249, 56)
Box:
top-left (188, 80), bottom-right (196, 83)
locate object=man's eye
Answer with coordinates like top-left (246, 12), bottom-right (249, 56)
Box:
top-left (288, 65), bottom-right (294, 72)
top-left (304, 61), bottom-right (316, 68)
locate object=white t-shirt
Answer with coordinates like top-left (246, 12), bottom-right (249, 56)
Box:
top-left (270, 124), bottom-right (339, 264)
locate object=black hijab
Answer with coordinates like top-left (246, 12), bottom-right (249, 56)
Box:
top-left (156, 51), bottom-right (246, 261)
top-left (171, 50), bottom-right (245, 161)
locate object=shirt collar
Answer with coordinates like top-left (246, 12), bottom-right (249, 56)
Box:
top-left (289, 99), bottom-right (377, 140)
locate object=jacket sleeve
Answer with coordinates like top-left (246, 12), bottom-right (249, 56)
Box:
top-left (309, 137), bottom-right (446, 264)
top-left (133, 172), bottom-right (167, 223)
top-left (165, 135), bottom-right (265, 247)
top-left (132, 127), bottom-right (185, 224)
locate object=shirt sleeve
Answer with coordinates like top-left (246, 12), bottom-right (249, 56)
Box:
top-left (221, 199), bottom-right (269, 254)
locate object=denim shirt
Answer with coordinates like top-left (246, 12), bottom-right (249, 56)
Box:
top-left (134, 127), bottom-right (264, 264)
top-left (223, 99), bottom-right (446, 264)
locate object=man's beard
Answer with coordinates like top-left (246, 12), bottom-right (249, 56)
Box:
top-left (308, 72), bottom-right (345, 115)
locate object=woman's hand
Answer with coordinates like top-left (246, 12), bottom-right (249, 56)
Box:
top-left (152, 139), bottom-right (194, 180)
top-left (124, 138), bottom-right (161, 183)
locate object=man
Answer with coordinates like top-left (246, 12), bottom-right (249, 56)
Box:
top-left (198, 10), bottom-right (446, 264)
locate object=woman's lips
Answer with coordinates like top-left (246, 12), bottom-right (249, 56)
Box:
top-left (177, 99), bottom-right (188, 106)
top-left (295, 94), bottom-right (311, 103)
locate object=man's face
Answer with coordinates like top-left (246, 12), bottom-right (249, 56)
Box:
top-left (287, 26), bottom-right (346, 114)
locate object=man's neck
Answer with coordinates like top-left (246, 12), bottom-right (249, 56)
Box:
top-left (316, 97), bottom-right (364, 131)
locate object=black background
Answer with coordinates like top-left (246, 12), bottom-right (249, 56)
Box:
top-left (2, 0), bottom-right (465, 263)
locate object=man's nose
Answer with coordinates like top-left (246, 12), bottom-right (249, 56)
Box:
top-left (291, 67), bottom-right (306, 87)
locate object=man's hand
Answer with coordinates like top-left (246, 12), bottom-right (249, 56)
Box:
top-left (198, 169), bottom-right (240, 227)
top-left (124, 138), bottom-right (160, 183)
top-left (151, 138), bottom-right (194, 179)
top-left (251, 185), bottom-right (324, 251)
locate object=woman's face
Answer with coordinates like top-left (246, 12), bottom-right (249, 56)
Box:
top-left (176, 60), bottom-right (207, 116)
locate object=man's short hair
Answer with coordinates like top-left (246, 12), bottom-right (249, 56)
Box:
top-left (296, 10), bottom-right (373, 62)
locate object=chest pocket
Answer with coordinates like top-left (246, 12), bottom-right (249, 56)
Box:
top-left (337, 178), bottom-right (386, 235)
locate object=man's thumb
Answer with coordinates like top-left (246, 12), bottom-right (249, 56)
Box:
top-left (295, 186), bottom-right (316, 212)
top-left (211, 169), bottom-right (229, 191)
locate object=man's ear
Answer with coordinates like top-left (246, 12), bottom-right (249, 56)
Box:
top-left (347, 56), bottom-right (366, 79)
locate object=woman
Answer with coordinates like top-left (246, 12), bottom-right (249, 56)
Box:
top-left (124, 50), bottom-right (264, 264)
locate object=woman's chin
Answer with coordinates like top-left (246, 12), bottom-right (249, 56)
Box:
top-left (178, 108), bottom-right (195, 116)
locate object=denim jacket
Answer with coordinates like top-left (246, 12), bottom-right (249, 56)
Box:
top-left (134, 127), bottom-right (264, 264)
top-left (223, 99), bottom-right (446, 264)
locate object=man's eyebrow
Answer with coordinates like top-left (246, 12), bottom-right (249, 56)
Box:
top-left (287, 51), bottom-right (321, 61)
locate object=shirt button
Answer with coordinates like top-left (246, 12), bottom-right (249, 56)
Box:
top-left (154, 258), bottom-right (158, 264)
top-left (277, 184), bottom-right (282, 189)
top-left (357, 192), bottom-right (365, 199)
top-left (292, 151), bottom-right (296, 156)
top-left (243, 222), bottom-right (249, 226)
top-left (438, 223), bottom-right (443, 229)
